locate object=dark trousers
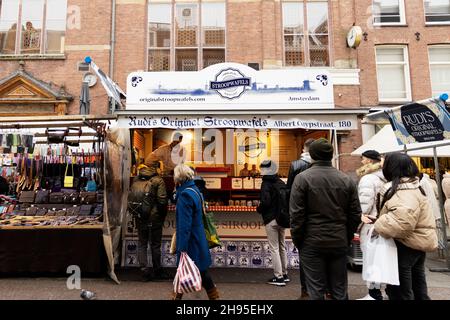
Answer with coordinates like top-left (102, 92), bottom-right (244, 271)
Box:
top-left (300, 245), bottom-right (349, 300)
top-left (201, 270), bottom-right (215, 291)
top-left (136, 215), bottom-right (164, 271)
top-left (299, 263), bottom-right (307, 293)
top-left (386, 241), bottom-right (430, 300)
top-left (150, 215), bottom-right (164, 271)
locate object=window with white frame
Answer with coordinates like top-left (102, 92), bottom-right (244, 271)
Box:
top-left (282, 1), bottom-right (329, 67)
top-left (148, 2), bottom-right (226, 72)
top-left (424, 0), bottom-right (450, 24)
top-left (429, 46), bottom-right (450, 97)
top-left (373, 0), bottom-right (406, 25)
top-left (0, 0), bottom-right (67, 55)
top-left (375, 46), bottom-right (411, 102)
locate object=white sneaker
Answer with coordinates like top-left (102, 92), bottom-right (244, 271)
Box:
top-left (356, 294), bottom-right (375, 300)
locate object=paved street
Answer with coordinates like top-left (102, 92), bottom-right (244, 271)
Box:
top-left (0, 255), bottom-right (449, 300)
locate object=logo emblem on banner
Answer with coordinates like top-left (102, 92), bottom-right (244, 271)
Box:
top-left (386, 99), bottom-right (450, 144)
top-left (210, 68), bottom-right (251, 100)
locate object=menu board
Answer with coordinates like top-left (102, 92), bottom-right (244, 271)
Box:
top-left (232, 178), bottom-right (243, 189)
top-left (254, 178), bottom-right (262, 190)
top-left (204, 178), bottom-right (221, 189)
top-left (243, 178), bottom-right (254, 189)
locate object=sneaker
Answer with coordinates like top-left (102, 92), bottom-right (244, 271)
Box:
top-left (283, 274), bottom-right (290, 282)
top-left (356, 294), bottom-right (376, 300)
top-left (267, 277), bottom-right (286, 286)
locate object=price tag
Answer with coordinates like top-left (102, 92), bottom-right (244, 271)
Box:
top-left (231, 178), bottom-right (242, 189)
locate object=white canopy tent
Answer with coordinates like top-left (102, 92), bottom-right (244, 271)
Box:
top-left (352, 125), bottom-right (450, 157)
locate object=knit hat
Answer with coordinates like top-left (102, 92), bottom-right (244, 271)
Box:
top-left (259, 160), bottom-right (278, 176)
top-left (362, 150), bottom-right (381, 162)
top-left (309, 138), bottom-right (334, 161)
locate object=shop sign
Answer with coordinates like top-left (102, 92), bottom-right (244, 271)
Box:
top-left (203, 177), bottom-right (221, 189)
top-left (243, 178), bottom-right (255, 189)
top-left (386, 98), bottom-right (450, 145)
top-left (126, 62), bottom-right (334, 110)
top-left (118, 114), bottom-right (358, 130)
top-left (231, 178), bottom-right (243, 189)
top-left (254, 178), bottom-right (262, 189)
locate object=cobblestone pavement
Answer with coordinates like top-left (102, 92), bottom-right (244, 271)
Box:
top-left (0, 258), bottom-right (449, 300)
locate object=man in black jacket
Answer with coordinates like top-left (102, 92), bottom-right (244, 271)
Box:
top-left (289, 138), bottom-right (361, 300)
top-left (257, 160), bottom-right (289, 287)
top-left (286, 137), bottom-right (314, 298)
top-left (287, 138), bottom-right (314, 189)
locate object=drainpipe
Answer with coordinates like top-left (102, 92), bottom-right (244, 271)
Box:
top-left (109, 0), bottom-right (117, 114)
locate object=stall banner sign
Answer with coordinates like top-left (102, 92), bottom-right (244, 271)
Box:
top-left (386, 98), bottom-right (450, 145)
top-left (119, 114), bottom-right (358, 130)
top-left (126, 63), bottom-right (334, 110)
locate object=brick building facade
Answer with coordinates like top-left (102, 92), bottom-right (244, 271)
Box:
top-left (0, 0), bottom-right (449, 173)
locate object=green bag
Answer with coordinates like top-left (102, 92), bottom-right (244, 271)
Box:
top-left (186, 188), bottom-right (221, 249)
top-left (202, 210), bottom-right (221, 249)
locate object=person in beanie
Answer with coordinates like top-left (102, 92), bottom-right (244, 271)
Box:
top-left (286, 137), bottom-right (314, 298)
top-left (257, 160), bottom-right (289, 286)
top-left (290, 138), bottom-right (362, 300)
top-left (356, 149), bottom-right (387, 300)
top-left (129, 162), bottom-right (168, 281)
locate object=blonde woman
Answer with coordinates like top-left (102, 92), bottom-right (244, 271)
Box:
top-left (172, 164), bottom-right (219, 300)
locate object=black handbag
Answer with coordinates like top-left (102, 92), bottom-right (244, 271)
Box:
top-left (19, 191), bottom-right (36, 203)
top-left (35, 190), bottom-right (50, 204)
top-left (49, 192), bottom-right (64, 204)
top-left (25, 207), bottom-right (38, 216)
top-left (67, 206), bottom-right (81, 216)
top-left (45, 209), bottom-right (56, 216)
top-left (36, 208), bottom-right (47, 216)
top-left (80, 204), bottom-right (93, 215)
top-left (80, 191), bottom-right (97, 204)
top-left (96, 191), bottom-right (104, 203)
top-left (46, 129), bottom-right (68, 144)
top-left (63, 191), bottom-right (79, 204)
top-left (93, 204), bottom-right (103, 216)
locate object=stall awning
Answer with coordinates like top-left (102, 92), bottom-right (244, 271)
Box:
top-left (352, 125), bottom-right (450, 157)
top-left (114, 109), bottom-right (369, 130)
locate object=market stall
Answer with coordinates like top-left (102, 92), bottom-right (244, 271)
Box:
top-left (0, 115), bottom-right (116, 279)
top-left (108, 63), bottom-right (369, 270)
top-left (361, 96), bottom-right (450, 270)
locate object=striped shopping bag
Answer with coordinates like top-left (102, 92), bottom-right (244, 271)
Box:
top-left (173, 252), bottom-right (202, 294)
